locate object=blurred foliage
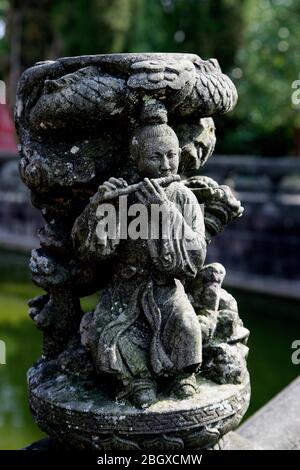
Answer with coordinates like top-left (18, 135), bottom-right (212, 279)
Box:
top-left (51, 0), bottom-right (133, 56)
top-left (0, 0), bottom-right (299, 155)
top-left (0, 248), bottom-right (98, 449)
top-left (127, 0), bottom-right (245, 73)
top-left (225, 0), bottom-right (300, 156)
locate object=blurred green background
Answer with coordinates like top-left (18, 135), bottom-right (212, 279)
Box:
top-left (0, 248), bottom-right (99, 449)
top-left (0, 0), bottom-right (300, 450)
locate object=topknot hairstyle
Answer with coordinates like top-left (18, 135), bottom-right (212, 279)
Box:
top-left (130, 98), bottom-right (179, 161)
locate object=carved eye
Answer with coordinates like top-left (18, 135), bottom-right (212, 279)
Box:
top-left (168, 152), bottom-right (177, 158)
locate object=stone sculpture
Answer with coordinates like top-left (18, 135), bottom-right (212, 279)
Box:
top-left (16, 53), bottom-right (250, 450)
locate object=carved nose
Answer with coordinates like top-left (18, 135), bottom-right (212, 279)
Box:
top-left (160, 155), bottom-right (170, 170)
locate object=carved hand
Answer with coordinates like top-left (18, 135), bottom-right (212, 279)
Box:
top-left (94, 177), bottom-right (129, 205)
top-left (136, 178), bottom-right (168, 207)
top-left (101, 177), bottom-right (128, 193)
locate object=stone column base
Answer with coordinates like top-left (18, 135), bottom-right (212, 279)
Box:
top-left (28, 363), bottom-right (250, 451)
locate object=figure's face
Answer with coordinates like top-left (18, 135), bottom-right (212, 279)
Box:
top-left (136, 135), bottom-right (180, 178)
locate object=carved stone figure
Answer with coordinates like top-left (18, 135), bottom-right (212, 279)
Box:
top-left (73, 121), bottom-right (207, 408)
top-left (16, 53), bottom-right (249, 450)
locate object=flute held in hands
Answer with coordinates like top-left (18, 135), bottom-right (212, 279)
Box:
top-left (98, 174), bottom-right (181, 203)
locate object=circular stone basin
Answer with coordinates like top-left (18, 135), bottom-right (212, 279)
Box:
top-left (29, 362), bottom-right (250, 450)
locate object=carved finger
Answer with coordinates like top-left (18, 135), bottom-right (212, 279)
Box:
top-left (144, 178), bottom-right (160, 198)
top-left (108, 177), bottom-right (124, 188)
top-left (119, 178), bottom-right (128, 187)
top-left (103, 182), bottom-right (117, 191)
top-left (151, 179), bottom-right (165, 197)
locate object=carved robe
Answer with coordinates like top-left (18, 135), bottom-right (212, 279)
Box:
top-left (72, 181), bottom-right (206, 385)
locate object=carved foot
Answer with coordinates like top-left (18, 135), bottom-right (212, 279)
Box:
top-left (169, 373), bottom-right (198, 399)
top-left (119, 379), bottom-right (157, 409)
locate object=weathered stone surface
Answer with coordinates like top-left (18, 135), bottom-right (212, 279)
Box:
top-left (237, 376), bottom-right (300, 450)
top-left (16, 52), bottom-right (249, 450)
top-left (211, 431), bottom-right (260, 450)
top-left (28, 361), bottom-right (250, 450)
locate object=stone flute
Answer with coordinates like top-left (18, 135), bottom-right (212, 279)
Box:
top-left (97, 174), bottom-right (181, 202)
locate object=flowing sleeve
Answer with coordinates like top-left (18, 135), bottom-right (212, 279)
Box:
top-left (147, 185), bottom-right (207, 279)
top-left (71, 193), bottom-right (120, 263)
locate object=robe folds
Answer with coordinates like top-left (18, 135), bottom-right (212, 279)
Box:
top-left (73, 181), bottom-right (207, 384)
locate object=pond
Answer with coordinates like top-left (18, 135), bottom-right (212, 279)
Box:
top-left (0, 248), bottom-right (299, 449)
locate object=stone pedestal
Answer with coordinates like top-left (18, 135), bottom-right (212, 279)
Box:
top-left (29, 362), bottom-right (250, 450)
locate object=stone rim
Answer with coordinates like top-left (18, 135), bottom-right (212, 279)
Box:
top-left (29, 365), bottom-right (250, 436)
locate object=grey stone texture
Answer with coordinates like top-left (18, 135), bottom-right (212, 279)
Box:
top-left (16, 53), bottom-right (249, 450)
top-left (238, 376), bottom-right (300, 450)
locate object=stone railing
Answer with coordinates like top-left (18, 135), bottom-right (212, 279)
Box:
top-left (218, 375), bottom-right (300, 450)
